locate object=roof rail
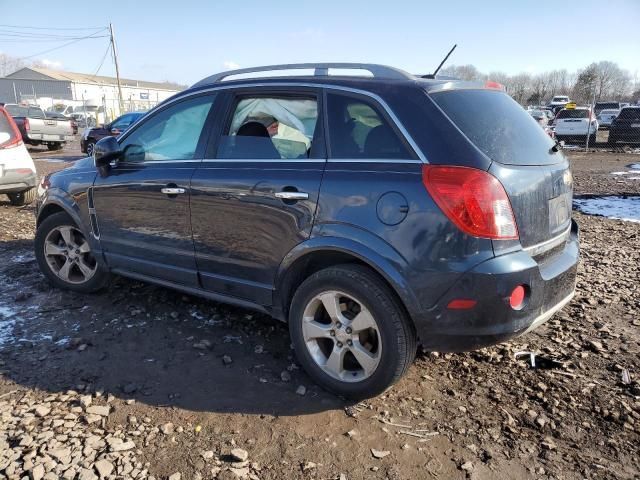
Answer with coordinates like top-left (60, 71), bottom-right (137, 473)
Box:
top-left (192, 63), bottom-right (414, 87)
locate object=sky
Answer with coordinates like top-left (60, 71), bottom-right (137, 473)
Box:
top-left (1, 0), bottom-right (639, 86)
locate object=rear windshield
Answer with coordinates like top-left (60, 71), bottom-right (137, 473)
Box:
top-left (595, 102), bottom-right (619, 110)
top-left (557, 109), bottom-right (589, 119)
top-left (431, 89), bottom-right (557, 165)
top-left (553, 97), bottom-right (568, 102)
top-left (4, 105), bottom-right (28, 117)
top-left (618, 108), bottom-right (640, 120)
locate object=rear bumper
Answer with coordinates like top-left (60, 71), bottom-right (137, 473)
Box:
top-left (416, 220), bottom-right (579, 351)
top-left (0, 169), bottom-right (37, 193)
top-left (26, 134), bottom-right (74, 144)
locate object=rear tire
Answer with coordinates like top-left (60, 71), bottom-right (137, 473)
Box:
top-left (289, 264), bottom-right (416, 399)
top-left (8, 188), bottom-right (36, 206)
top-left (85, 141), bottom-right (96, 156)
top-left (35, 212), bottom-right (110, 293)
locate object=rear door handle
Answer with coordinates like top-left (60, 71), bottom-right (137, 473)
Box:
top-left (161, 187), bottom-right (186, 195)
top-left (275, 191), bottom-right (309, 200)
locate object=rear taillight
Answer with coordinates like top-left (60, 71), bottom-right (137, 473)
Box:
top-left (422, 165), bottom-right (519, 240)
top-left (24, 118), bottom-right (30, 131)
top-left (0, 108), bottom-right (23, 149)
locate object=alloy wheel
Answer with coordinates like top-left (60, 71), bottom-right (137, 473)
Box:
top-left (43, 225), bottom-right (97, 284)
top-left (301, 290), bottom-right (382, 382)
top-left (86, 142), bottom-right (95, 156)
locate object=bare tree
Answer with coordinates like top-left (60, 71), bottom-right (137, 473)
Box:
top-left (0, 53), bottom-right (28, 77)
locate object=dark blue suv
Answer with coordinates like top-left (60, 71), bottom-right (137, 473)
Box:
top-left (34, 63), bottom-right (579, 399)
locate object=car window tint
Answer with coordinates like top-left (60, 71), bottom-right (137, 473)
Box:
top-left (326, 93), bottom-right (410, 159)
top-left (557, 109), bottom-right (589, 119)
top-left (112, 114), bottom-right (133, 129)
top-left (120, 96), bottom-right (214, 162)
top-left (29, 108), bottom-right (45, 119)
top-left (217, 96), bottom-right (318, 160)
top-left (618, 108), bottom-right (640, 120)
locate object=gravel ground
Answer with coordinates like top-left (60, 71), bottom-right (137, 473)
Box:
top-left (1, 142), bottom-right (639, 480)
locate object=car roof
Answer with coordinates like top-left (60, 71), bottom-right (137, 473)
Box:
top-left (188, 63), bottom-right (501, 96)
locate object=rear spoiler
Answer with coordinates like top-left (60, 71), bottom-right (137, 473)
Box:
top-left (426, 80), bottom-right (506, 94)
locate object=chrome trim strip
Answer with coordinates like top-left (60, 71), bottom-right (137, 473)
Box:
top-left (523, 224), bottom-right (572, 256)
top-left (201, 158), bottom-right (324, 164)
top-left (522, 291), bottom-right (575, 334)
top-left (197, 158), bottom-right (420, 164)
top-left (117, 82), bottom-right (428, 163)
top-left (327, 158), bottom-right (422, 164)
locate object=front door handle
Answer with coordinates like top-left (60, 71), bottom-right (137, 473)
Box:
top-left (275, 191), bottom-right (309, 200)
top-left (161, 187), bottom-right (186, 195)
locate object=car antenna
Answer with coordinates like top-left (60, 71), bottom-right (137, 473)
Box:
top-left (422, 44), bottom-right (457, 79)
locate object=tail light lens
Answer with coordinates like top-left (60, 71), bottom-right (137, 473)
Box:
top-left (422, 165), bottom-right (519, 240)
top-left (24, 118), bottom-right (30, 131)
top-left (0, 108), bottom-right (23, 149)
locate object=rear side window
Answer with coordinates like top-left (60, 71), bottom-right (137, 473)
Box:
top-left (431, 89), bottom-right (556, 165)
top-left (218, 96), bottom-right (318, 160)
top-left (326, 92), bottom-right (411, 159)
top-left (557, 109), bottom-right (589, 119)
top-left (618, 108), bottom-right (640, 120)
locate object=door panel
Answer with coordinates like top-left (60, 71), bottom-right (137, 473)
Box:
top-left (190, 160), bottom-right (324, 304)
top-left (190, 88), bottom-right (325, 305)
top-left (91, 93), bottom-right (217, 286)
top-left (92, 163), bottom-right (198, 285)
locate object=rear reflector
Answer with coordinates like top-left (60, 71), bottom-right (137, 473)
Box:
top-left (510, 285), bottom-right (526, 310)
top-left (447, 299), bottom-right (477, 310)
top-left (422, 165), bottom-right (519, 240)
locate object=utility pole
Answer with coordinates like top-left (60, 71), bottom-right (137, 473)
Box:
top-left (109, 22), bottom-right (124, 114)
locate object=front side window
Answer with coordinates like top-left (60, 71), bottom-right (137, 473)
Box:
top-left (326, 93), bottom-right (411, 159)
top-left (120, 95), bottom-right (214, 162)
top-left (217, 96), bottom-right (318, 160)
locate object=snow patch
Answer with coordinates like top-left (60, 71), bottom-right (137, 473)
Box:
top-left (573, 196), bottom-right (640, 223)
top-left (0, 305), bottom-right (21, 348)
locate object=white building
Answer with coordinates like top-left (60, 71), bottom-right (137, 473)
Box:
top-left (0, 67), bottom-right (185, 121)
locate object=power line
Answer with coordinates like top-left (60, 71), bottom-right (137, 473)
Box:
top-left (17, 31), bottom-right (109, 61)
top-left (0, 24), bottom-right (105, 30)
top-left (0, 28), bottom-right (107, 39)
top-left (92, 41), bottom-right (112, 77)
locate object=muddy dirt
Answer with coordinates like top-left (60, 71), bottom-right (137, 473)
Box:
top-left (1, 146), bottom-right (639, 480)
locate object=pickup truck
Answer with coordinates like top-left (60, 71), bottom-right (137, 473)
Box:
top-left (4, 104), bottom-right (74, 151)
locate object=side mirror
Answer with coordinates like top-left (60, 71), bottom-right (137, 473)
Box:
top-left (94, 136), bottom-right (122, 168)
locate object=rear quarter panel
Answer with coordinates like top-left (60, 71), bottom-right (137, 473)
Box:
top-left (313, 161), bottom-right (494, 312)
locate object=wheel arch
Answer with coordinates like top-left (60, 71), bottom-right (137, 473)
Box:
top-left (274, 237), bottom-right (421, 326)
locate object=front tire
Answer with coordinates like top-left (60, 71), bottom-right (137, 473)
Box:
top-left (35, 212), bottom-right (110, 293)
top-left (85, 141), bottom-right (96, 156)
top-left (289, 264), bottom-right (416, 399)
top-left (8, 188), bottom-right (36, 206)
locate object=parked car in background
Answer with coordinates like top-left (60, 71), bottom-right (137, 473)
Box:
top-left (608, 106), bottom-right (640, 146)
top-left (596, 109), bottom-right (619, 129)
top-left (4, 104), bottom-right (74, 151)
top-left (34, 63), bottom-right (579, 399)
top-left (529, 109), bottom-right (548, 127)
top-left (554, 106), bottom-right (598, 144)
top-left (594, 101), bottom-right (621, 115)
top-left (0, 106), bottom-right (37, 205)
top-left (548, 95), bottom-right (570, 109)
top-left (81, 111), bottom-right (146, 155)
